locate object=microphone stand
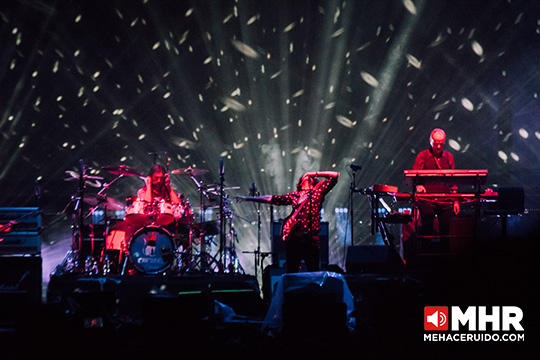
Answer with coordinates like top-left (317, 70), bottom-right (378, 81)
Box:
top-left (219, 160), bottom-right (226, 270)
top-left (349, 169), bottom-right (356, 247)
top-left (76, 159), bottom-right (86, 273)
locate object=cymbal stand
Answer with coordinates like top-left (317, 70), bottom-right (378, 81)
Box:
top-left (74, 159), bottom-right (87, 273)
top-left (349, 168), bottom-right (358, 247)
top-left (220, 198), bottom-right (244, 274)
top-left (218, 159), bottom-right (226, 264)
top-left (188, 174), bottom-right (214, 272)
top-left (242, 183), bottom-right (271, 280)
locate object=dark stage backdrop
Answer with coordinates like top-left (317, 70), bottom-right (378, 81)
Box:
top-left (1, 0), bottom-right (539, 275)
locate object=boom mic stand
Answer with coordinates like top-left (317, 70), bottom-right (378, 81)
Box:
top-left (218, 159), bottom-right (226, 270)
top-left (242, 183), bottom-right (273, 280)
top-left (349, 164), bottom-right (362, 247)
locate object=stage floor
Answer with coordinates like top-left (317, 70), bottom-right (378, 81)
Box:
top-left (1, 242), bottom-right (539, 358)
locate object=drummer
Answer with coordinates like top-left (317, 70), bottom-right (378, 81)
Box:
top-left (138, 164), bottom-right (180, 204)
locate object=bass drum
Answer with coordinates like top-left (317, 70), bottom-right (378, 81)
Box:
top-left (128, 226), bottom-right (175, 274)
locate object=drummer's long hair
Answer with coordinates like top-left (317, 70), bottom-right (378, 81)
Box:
top-left (148, 164), bottom-right (166, 176)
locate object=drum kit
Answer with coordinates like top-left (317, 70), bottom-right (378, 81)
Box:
top-left (60, 161), bottom-right (243, 276)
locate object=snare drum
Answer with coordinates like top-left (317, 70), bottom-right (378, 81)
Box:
top-left (125, 198), bottom-right (149, 228)
top-left (128, 225), bottom-right (175, 274)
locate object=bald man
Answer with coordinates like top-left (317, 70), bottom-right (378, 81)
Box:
top-left (412, 128), bottom-right (459, 252)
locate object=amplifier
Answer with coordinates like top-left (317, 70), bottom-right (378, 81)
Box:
top-left (272, 220), bottom-right (329, 268)
top-left (0, 207), bottom-right (41, 255)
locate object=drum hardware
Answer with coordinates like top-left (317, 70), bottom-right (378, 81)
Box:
top-left (64, 171), bottom-right (104, 188)
top-left (64, 159), bottom-right (93, 273)
top-left (170, 166), bottom-right (209, 177)
top-left (83, 194), bottom-right (125, 211)
top-left (212, 160), bottom-right (244, 274)
top-left (101, 164), bottom-right (145, 177)
top-left (241, 182), bottom-right (273, 280)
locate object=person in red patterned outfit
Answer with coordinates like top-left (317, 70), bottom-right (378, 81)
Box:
top-left (237, 171), bottom-right (338, 273)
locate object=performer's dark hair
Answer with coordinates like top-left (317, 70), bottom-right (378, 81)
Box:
top-left (296, 175), bottom-right (315, 191)
top-left (148, 164), bottom-right (166, 176)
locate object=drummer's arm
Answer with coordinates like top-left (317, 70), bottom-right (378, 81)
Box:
top-left (143, 177), bottom-right (153, 202)
top-left (165, 174), bottom-right (180, 204)
top-left (169, 189), bottom-right (180, 204)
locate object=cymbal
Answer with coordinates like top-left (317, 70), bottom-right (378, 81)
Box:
top-left (171, 167), bottom-right (209, 176)
top-left (83, 194), bottom-right (125, 211)
top-left (206, 185), bottom-right (241, 192)
top-left (102, 165), bottom-right (144, 177)
top-left (193, 205), bottom-right (220, 210)
top-left (64, 172), bottom-right (103, 188)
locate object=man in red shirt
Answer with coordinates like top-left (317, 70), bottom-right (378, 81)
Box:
top-left (412, 129), bottom-right (459, 251)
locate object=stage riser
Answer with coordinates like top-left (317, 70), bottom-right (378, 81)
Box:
top-left (46, 274), bottom-right (266, 328)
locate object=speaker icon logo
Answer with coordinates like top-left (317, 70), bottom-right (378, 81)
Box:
top-left (425, 307), bottom-right (449, 331)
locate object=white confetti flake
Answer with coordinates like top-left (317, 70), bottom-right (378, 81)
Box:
top-left (497, 151), bottom-right (508, 162)
top-left (283, 22), bottom-right (296, 33)
top-left (292, 90), bottom-right (304, 98)
top-left (231, 39), bottom-right (259, 59)
top-left (270, 70), bottom-right (282, 79)
top-left (247, 14), bottom-right (258, 25)
top-left (448, 139), bottom-right (460, 151)
top-left (220, 97), bottom-right (246, 111)
top-left (307, 148), bottom-right (322, 159)
top-left (360, 71), bottom-right (379, 87)
top-left (518, 128), bottom-right (528, 138)
top-left (405, 54), bottom-right (422, 69)
top-left (336, 115), bottom-right (356, 128)
top-left (331, 28), bottom-right (344, 38)
top-left (461, 98), bottom-right (474, 111)
top-left (471, 40), bottom-right (483, 56)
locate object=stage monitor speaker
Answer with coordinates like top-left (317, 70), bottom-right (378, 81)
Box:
top-left (346, 245), bottom-right (404, 274)
top-left (272, 220), bottom-right (329, 268)
top-left (262, 265), bottom-right (287, 302)
top-left (0, 256), bottom-right (42, 327)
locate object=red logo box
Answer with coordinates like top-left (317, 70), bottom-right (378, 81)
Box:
top-left (424, 306), bottom-right (449, 331)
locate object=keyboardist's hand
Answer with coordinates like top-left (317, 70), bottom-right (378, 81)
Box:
top-left (416, 185), bottom-right (426, 193)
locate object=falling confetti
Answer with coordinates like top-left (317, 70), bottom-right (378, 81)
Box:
top-left (336, 115), bottom-right (356, 128)
top-left (360, 71), bottom-right (379, 87)
top-left (405, 54), bottom-right (422, 69)
top-left (461, 98), bottom-right (474, 111)
top-left (231, 39), bottom-right (259, 58)
top-left (471, 40), bottom-right (483, 56)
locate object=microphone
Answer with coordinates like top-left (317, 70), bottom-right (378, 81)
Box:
top-left (249, 182), bottom-right (257, 196)
top-left (349, 163), bottom-right (362, 171)
top-left (34, 179), bottom-right (42, 201)
top-left (219, 159), bottom-right (224, 176)
top-left (148, 151), bottom-right (167, 156)
top-left (79, 159), bottom-right (86, 175)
